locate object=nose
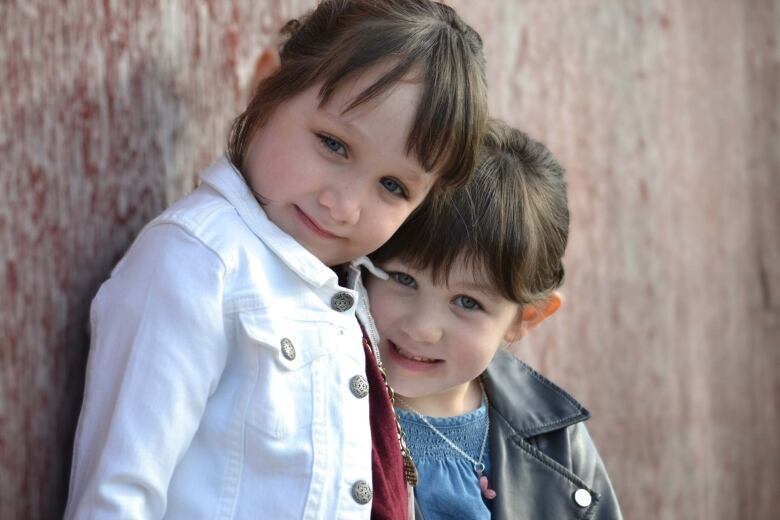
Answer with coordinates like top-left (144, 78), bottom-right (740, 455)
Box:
top-left (400, 304), bottom-right (443, 345)
top-left (318, 180), bottom-right (361, 226)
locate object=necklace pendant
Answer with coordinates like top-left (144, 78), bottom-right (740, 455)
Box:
top-left (403, 453), bottom-right (419, 487)
top-left (479, 475), bottom-right (497, 500)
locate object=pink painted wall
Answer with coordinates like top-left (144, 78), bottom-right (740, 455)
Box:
top-left (1, 1), bottom-right (778, 518)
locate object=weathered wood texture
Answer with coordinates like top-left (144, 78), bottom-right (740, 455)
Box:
top-left (1, 1), bottom-right (777, 518)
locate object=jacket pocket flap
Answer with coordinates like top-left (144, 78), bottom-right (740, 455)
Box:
top-left (238, 313), bottom-right (330, 370)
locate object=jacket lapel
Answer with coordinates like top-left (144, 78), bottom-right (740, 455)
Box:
top-left (486, 351), bottom-right (599, 520)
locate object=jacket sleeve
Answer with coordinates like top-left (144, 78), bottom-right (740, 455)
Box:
top-left (569, 422), bottom-right (623, 520)
top-left (65, 222), bottom-right (229, 519)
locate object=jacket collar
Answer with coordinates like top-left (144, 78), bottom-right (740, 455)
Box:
top-left (343, 258), bottom-right (386, 359)
top-left (200, 155), bottom-right (366, 289)
top-left (412, 351), bottom-right (594, 520)
top-left (484, 350), bottom-right (590, 438)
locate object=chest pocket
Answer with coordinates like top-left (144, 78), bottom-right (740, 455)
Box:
top-left (238, 312), bottom-right (332, 439)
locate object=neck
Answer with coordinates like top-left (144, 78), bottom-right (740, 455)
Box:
top-left (397, 379), bottom-right (482, 417)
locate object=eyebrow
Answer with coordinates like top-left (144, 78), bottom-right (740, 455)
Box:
top-left (317, 110), bottom-right (366, 141)
top-left (458, 283), bottom-right (495, 295)
top-left (458, 281), bottom-right (485, 290)
top-left (446, 280), bottom-right (502, 300)
top-left (396, 166), bottom-right (430, 195)
top-left (316, 109), bottom-right (431, 186)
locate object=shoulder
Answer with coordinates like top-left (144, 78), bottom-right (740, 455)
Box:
top-left (485, 350), bottom-right (590, 438)
top-left (485, 352), bottom-right (623, 518)
top-left (142, 183), bottom-right (276, 276)
top-left (159, 183), bottom-right (254, 248)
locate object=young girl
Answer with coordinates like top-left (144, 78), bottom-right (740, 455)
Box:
top-left (65, 2), bottom-right (486, 518)
top-left (366, 121), bottom-right (623, 519)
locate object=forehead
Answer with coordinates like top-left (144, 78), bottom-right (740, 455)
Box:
top-left (323, 77), bottom-right (420, 141)
top-left (440, 258), bottom-right (499, 293)
top-left (385, 256), bottom-right (497, 295)
top-left (315, 71), bottom-right (433, 188)
top-left (326, 79), bottom-right (419, 130)
top-left (317, 64), bottom-right (433, 170)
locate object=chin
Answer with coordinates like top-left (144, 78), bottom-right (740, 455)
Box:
top-left (392, 382), bottom-right (429, 399)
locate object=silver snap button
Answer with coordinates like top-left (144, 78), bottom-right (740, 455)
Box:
top-left (331, 291), bottom-right (355, 312)
top-left (573, 488), bottom-right (592, 508)
top-left (351, 480), bottom-right (372, 505)
top-left (349, 375), bottom-right (369, 399)
top-left (280, 338), bottom-right (296, 360)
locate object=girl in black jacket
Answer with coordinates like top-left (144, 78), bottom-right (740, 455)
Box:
top-left (366, 120), bottom-right (622, 519)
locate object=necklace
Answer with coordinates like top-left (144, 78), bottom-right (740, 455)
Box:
top-left (365, 337), bottom-right (419, 487)
top-left (397, 380), bottom-right (497, 500)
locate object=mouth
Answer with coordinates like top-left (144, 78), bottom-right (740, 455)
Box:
top-left (387, 339), bottom-right (442, 371)
top-left (295, 206), bottom-right (341, 239)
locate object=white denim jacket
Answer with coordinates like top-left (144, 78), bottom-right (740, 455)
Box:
top-left (66, 157), bottom-right (383, 519)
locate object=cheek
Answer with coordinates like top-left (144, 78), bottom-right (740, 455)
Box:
top-left (246, 134), bottom-right (285, 193)
top-left (246, 129), bottom-right (319, 194)
top-left (361, 207), bottom-right (414, 247)
top-left (367, 289), bottom-right (398, 331)
top-left (457, 324), bottom-right (502, 365)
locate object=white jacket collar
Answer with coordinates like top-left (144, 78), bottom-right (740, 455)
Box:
top-left (199, 156), bottom-right (385, 290)
top-left (199, 155), bottom-right (340, 288)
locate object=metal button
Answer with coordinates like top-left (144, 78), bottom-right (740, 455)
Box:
top-left (280, 338), bottom-right (296, 360)
top-left (349, 375), bottom-right (369, 399)
top-left (573, 488), bottom-right (592, 508)
top-left (351, 480), bottom-right (372, 505)
top-left (331, 291), bottom-right (355, 312)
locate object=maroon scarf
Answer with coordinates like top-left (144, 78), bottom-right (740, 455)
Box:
top-left (362, 334), bottom-right (408, 520)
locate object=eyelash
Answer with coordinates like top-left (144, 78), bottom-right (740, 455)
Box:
top-left (380, 177), bottom-right (409, 199)
top-left (389, 272), bottom-right (483, 311)
top-left (317, 133), bottom-right (409, 199)
top-left (454, 295), bottom-right (482, 311)
top-left (390, 271), bottom-right (417, 288)
top-left (317, 133), bottom-right (348, 158)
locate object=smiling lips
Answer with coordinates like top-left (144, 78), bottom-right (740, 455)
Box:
top-left (389, 340), bottom-right (442, 365)
top-left (295, 206), bottom-right (341, 239)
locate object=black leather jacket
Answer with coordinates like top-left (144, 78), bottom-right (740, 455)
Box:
top-left (413, 350), bottom-right (622, 519)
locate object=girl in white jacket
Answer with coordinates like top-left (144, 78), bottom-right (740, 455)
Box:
top-left (65, 2), bottom-right (487, 518)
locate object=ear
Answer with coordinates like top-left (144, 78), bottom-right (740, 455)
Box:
top-left (249, 48), bottom-right (281, 94)
top-left (504, 291), bottom-right (563, 343)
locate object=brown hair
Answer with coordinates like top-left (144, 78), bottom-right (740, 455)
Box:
top-left (228, 0), bottom-right (487, 189)
top-left (371, 119), bottom-right (570, 306)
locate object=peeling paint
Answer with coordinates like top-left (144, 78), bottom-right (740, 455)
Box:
top-left (1, 1), bottom-right (779, 519)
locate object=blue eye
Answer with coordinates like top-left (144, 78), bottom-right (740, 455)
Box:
top-left (380, 177), bottom-right (407, 198)
top-left (318, 134), bottom-right (348, 158)
top-left (390, 271), bottom-right (417, 288)
top-left (454, 295), bottom-right (482, 311)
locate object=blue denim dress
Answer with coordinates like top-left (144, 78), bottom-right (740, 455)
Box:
top-left (397, 403), bottom-right (492, 519)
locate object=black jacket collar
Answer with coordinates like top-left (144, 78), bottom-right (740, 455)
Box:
top-left (483, 349), bottom-right (590, 437)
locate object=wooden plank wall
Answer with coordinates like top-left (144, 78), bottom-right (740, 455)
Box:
top-left (1, 1), bottom-right (777, 518)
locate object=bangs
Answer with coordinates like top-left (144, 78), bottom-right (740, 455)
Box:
top-left (371, 163), bottom-right (528, 304)
top-left (313, 18), bottom-right (485, 185)
top-left (371, 120), bottom-right (570, 307)
top-left (229, 0), bottom-right (486, 189)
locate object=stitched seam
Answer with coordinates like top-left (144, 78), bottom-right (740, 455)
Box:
top-left (521, 413), bottom-right (589, 437)
top-left (223, 295), bottom-right (268, 314)
top-left (508, 357), bottom-right (591, 436)
top-left (490, 399), bottom-right (520, 438)
top-left (493, 408), bottom-right (601, 518)
top-left (142, 218), bottom-right (229, 275)
top-left (515, 359), bottom-right (587, 413)
top-left (512, 433), bottom-right (591, 490)
top-left (581, 494), bottom-right (600, 519)
top-left (216, 328), bottom-right (254, 519)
